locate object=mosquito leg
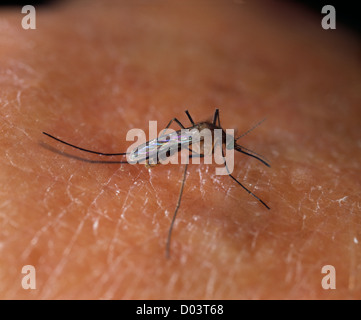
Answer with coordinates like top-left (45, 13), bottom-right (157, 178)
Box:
top-left (164, 118), bottom-right (186, 130)
top-left (213, 108), bottom-right (220, 127)
top-left (161, 111), bottom-right (195, 150)
top-left (160, 117), bottom-right (186, 137)
top-left (235, 146), bottom-right (270, 167)
top-left (42, 132), bottom-right (128, 156)
top-left (165, 149), bottom-right (203, 258)
top-left (166, 163), bottom-right (189, 259)
top-left (227, 173), bottom-right (270, 209)
top-left (222, 148), bottom-right (270, 210)
top-left (189, 153), bottom-right (205, 158)
top-left (185, 110), bottom-right (195, 126)
top-left (185, 146), bottom-right (205, 162)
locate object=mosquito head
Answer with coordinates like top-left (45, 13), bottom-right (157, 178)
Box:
top-left (225, 134), bottom-right (235, 150)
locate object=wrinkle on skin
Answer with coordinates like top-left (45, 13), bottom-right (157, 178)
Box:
top-left (1, 0), bottom-right (361, 299)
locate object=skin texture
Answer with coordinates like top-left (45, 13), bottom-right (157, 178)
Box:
top-left (1, 0), bottom-right (360, 299)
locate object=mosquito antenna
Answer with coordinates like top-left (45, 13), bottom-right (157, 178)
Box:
top-left (43, 132), bottom-right (128, 156)
top-left (235, 118), bottom-right (266, 141)
top-left (235, 145), bottom-right (270, 167)
top-left (166, 162), bottom-right (189, 259)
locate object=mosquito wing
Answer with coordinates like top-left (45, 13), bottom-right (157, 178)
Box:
top-left (128, 129), bottom-right (201, 163)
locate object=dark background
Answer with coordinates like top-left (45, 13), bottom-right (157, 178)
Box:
top-left (1, 0), bottom-right (360, 35)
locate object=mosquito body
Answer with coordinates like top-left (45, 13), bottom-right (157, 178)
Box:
top-left (128, 127), bottom-right (202, 166)
top-left (43, 109), bottom-right (270, 258)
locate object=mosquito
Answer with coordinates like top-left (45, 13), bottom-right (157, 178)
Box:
top-left (43, 109), bottom-right (270, 258)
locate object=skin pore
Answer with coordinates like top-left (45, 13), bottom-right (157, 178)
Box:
top-left (1, 0), bottom-right (360, 299)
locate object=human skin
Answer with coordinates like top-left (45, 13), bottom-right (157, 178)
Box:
top-left (0, 0), bottom-right (360, 299)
